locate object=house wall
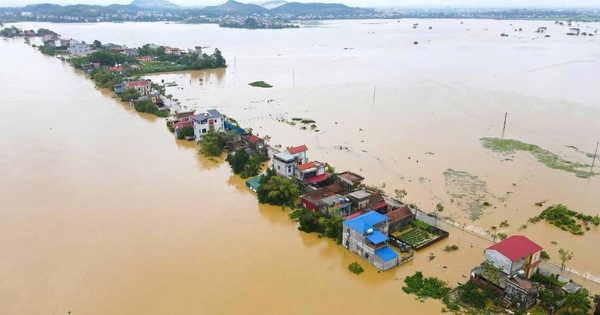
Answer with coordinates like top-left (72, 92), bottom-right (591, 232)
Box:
top-left (300, 197), bottom-right (319, 211)
top-left (273, 158), bottom-right (294, 178)
top-left (291, 151), bottom-right (307, 164)
top-left (193, 117), bottom-right (224, 141)
top-left (485, 250), bottom-right (514, 275)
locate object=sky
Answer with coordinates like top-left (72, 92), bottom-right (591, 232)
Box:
top-left (0, 0), bottom-right (598, 8)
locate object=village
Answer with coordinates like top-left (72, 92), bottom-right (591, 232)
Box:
top-left (2, 24), bottom-right (599, 315)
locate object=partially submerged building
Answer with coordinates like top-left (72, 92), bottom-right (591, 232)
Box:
top-left (471, 235), bottom-right (542, 309)
top-left (343, 211), bottom-right (399, 271)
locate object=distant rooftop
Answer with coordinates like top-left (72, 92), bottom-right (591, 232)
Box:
top-left (346, 190), bottom-right (372, 200)
top-left (338, 171), bottom-right (365, 183)
top-left (344, 211), bottom-right (389, 233)
top-left (274, 151), bottom-right (296, 163)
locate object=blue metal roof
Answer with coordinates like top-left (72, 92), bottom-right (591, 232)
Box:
top-left (375, 246), bottom-right (399, 262)
top-left (343, 211), bottom-right (389, 233)
top-left (366, 230), bottom-right (388, 245)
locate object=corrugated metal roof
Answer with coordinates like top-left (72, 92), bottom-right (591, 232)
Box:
top-left (343, 211), bottom-right (389, 233)
top-left (486, 235), bottom-right (542, 262)
top-left (375, 246), bottom-right (399, 262)
top-left (366, 230), bottom-right (388, 245)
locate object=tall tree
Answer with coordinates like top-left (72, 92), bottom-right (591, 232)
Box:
top-left (558, 248), bottom-right (574, 271)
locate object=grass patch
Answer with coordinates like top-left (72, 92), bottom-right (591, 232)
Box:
top-left (393, 222), bottom-right (438, 249)
top-left (443, 168), bottom-right (491, 221)
top-left (529, 204), bottom-right (600, 235)
top-left (348, 262), bottom-right (364, 275)
top-left (249, 81), bottom-right (273, 88)
top-left (443, 244), bottom-right (459, 252)
top-left (481, 137), bottom-right (596, 178)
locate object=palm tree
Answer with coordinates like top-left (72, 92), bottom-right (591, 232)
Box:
top-left (490, 226), bottom-right (498, 242)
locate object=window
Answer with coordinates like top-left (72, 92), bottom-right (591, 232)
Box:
top-left (202, 128), bottom-right (207, 133)
top-left (365, 253), bottom-right (369, 259)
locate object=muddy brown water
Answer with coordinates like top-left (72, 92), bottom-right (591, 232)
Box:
top-left (1, 20), bottom-right (600, 313)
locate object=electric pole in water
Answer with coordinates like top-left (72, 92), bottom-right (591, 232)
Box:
top-left (372, 84), bottom-right (376, 105)
top-left (501, 112), bottom-right (508, 140)
top-left (591, 142), bottom-right (599, 175)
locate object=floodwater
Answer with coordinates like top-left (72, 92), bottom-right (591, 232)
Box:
top-left (1, 20), bottom-right (600, 313)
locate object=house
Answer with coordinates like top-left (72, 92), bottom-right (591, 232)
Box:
top-left (81, 62), bottom-right (101, 74)
top-left (58, 39), bottom-right (72, 48)
top-left (338, 171), bottom-right (365, 190)
top-left (195, 46), bottom-right (203, 54)
top-left (125, 81), bottom-right (151, 95)
top-left (191, 109), bottom-right (225, 141)
top-left (122, 47), bottom-right (139, 57)
top-left (135, 56), bottom-right (156, 62)
top-left (287, 145), bottom-right (308, 164)
top-left (168, 110), bottom-right (196, 127)
top-left (245, 135), bottom-right (266, 155)
top-left (368, 193), bottom-right (389, 214)
top-left (536, 27), bottom-right (547, 33)
top-left (173, 120), bottom-right (193, 139)
top-left (295, 161), bottom-right (326, 182)
top-left (567, 28), bottom-right (580, 36)
top-left (385, 205), bottom-right (414, 233)
top-left (41, 33), bottom-right (57, 43)
top-left (107, 66), bottom-right (123, 75)
top-left (67, 41), bottom-right (91, 55)
top-left (273, 151), bottom-right (296, 178)
top-left (102, 43), bottom-right (123, 51)
top-left (470, 235), bottom-right (543, 309)
top-left (164, 46), bottom-right (181, 56)
top-left (300, 183), bottom-right (347, 212)
top-left (346, 190), bottom-right (373, 212)
top-left (318, 194), bottom-right (352, 217)
top-left (343, 211), bottom-right (399, 271)
top-left (485, 235), bottom-right (542, 279)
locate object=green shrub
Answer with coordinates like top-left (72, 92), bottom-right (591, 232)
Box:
top-left (348, 262), bottom-right (364, 275)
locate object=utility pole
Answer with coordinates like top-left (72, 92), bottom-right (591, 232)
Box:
top-left (372, 84), bottom-right (376, 105)
top-left (293, 68), bottom-right (295, 87)
top-left (501, 112), bottom-right (508, 140)
top-left (591, 142), bottom-right (599, 175)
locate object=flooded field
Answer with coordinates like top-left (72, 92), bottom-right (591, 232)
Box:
top-left (1, 19), bottom-right (600, 314)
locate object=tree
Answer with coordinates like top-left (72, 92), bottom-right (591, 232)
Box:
top-left (490, 226), bottom-right (498, 242)
top-left (564, 288), bottom-right (591, 314)
top-left (88, 50), bottom-right (128, 66)
top-left (257, 168), bottom-right (299, 206)
top-left (540, 250), bottom-right (550, 261)
top-left (436, 203), bottom-right (444, 212)
top-left (93, 40), bottom-right (102, 49)
top-left (558, 248), bottom-right (574, 271)
top-left (456, 281), bottom-right (487, 309)
top-left (180, 126), bottom-right (194, 139)
top-left (497, 233), bottom-right (508, 241)
top-left (120, 88), bottom-right (141, 102)
top-left (199, 131), bottom-right (235, 157)
top-left (211, 48), bottom-right (226, 68)
top-left (394, 189), bottom-right (407, 201)
top-left (228, 148), bottom-right (249, 174)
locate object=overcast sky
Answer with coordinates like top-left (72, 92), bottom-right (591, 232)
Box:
top-left (0, 0), bottom-right (598, 8)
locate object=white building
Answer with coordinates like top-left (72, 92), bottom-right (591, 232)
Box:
top-left (191, 109), bottom-right (224, 141)
top-left (273, 151), bottom-right (296, 178)
top-left (68, 41), bottom-right (92, 55)
top-left (484, 235), bottom-right (542, 279)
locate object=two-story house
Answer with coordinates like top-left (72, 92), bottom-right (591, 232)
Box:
top-left (343, 211), bottom-right (399, 271)
top-left (191, 109), bottom-right (225, 141)
top-left (295, 161), bottom-right (326, 182)
top-left (471, 235), bottom-right (542, 309)
top-left (273, 145), bottom-right (309, 178)
top-left (67, 41), bottom-right (91, 55)
top-left (346, 190), bottom-right (373, 212)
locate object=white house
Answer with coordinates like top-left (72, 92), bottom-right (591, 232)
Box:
top-left (343, 211), bottom-right (399, 271)
top-left (273, 151), bottom-right (296, 178)
top-left (68, 41), bottom-right (92, 55)
top-left (191, 109), bottom-right (224, 141)
top-left (286, 145), bottom-right (308, 164)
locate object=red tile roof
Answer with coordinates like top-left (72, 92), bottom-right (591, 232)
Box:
top-left (385, 205), bottom-right (413, 222)
top-left (288, 145), bottom-right (308, 154)
top-left (249, 135), bottom-right (261, 143)
top-left (127, 81), bottom-right (150, 87)
top-left (173, 121), bottom-right (192, 129)
top-left (108, 67), bottom-right (122, 71)
top-left (371, 202), bottom-right (388, 211)
top-left (344, 212), bottom-right (363, 220)
top-left (486, 235), bottom-right (542, 262)
top-left (298, 162), bottom-right (315, 171)
top-left (307, 173), bottom-right (330, 183)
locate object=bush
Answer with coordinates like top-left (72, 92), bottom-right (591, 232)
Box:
top-left (348, 262), bottom-right (364, 275)
top-left (180, 126), bottom-right (194, 139)
top-left (456, 281), bottom-right (487, 309)
top-left (228, 148), bottom-right (250, 174)
top-left (199, 131), bottom-right (235, 157)
top-left (443, 244), bottom-right (459, 252)
top-left (402, 271), bottom-right (450, 299)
